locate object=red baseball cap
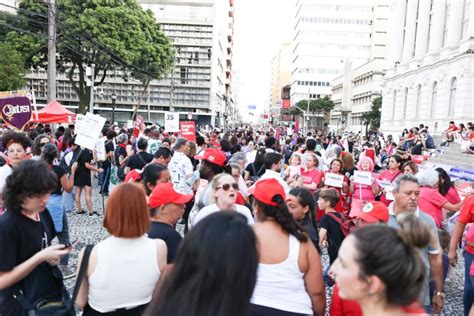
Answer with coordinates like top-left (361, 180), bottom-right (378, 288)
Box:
top-left (253, 178), bottom-right (286, 206)
top-left (125, 169), bottom-right (142, 183)
top-left (149, 182), bottom-right (193, 208)
top-left (194, 148), bottom-right (227, 167)
top-left (350, 200), bottom-right (389, 223)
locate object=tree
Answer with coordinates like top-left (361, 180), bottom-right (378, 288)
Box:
top-left (2, 0), bottom-right (175, 113)
top-left (361, 96), bottom-right (382, 134)
top-left (295, 96), bottom-right (334, 129)
top-left (0, 43), bottom-right (27, 91)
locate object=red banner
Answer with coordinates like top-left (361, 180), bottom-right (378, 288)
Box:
top-left (180, 121), bottom-right (196, 142)
top-left (132, 114), bottom-right (144, 138)
top-left (282, 99), bottom-right (291, 109)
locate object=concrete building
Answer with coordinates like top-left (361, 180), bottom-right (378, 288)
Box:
top-left (0, 0), bottom-right (19, 13)
top-left (291, 0), bottom-right (377, 111)
top-left (381, 0), bottom-right (474, 135)
top-left (26, 0), bottom-right (235, 127)
top-left (270, 42), bottom-right (293, 108)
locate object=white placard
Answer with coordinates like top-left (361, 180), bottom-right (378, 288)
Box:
top-left (287, 127), bottom-right (293, 136)
top-left (95, 138), bottom-right (106, 161)
top-left (354, 170), bottom-right (372, 185)
top-left (377, 179), bottom-right (395, 200)
top-left (164, 112), bottom-right (180, 132)
top-left (75, 113), bottom-right (107, 150)
top-left (75, 114), bottom-right (85, 134)
top-left (324, 173), bottom-right (344, 188)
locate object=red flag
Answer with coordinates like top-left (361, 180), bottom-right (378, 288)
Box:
top-left (282, 99), bottom-right (291, 109)
top-left (133, 114), bottom-right (144, 138)
top-left (294, 117), bottom-right (299, 133)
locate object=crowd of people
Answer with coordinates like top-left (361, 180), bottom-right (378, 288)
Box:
top-left (0, 120), bottom-right (473, 316)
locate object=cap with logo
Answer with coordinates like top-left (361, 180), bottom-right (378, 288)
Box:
top-left (350, 200), bottom-right (389, 223)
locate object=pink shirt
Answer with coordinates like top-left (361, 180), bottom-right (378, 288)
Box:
top-left (444, 187), bottom-right (461, 205)
top-left (465, 225), bottom-right (474, 255)
top-left (419, 187), bottom-right (448, 227)
top-left (353, 173), bottom-right (379, 201)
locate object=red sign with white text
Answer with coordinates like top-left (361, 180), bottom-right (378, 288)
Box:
top-left (180, 121), bottom-right (196, 142)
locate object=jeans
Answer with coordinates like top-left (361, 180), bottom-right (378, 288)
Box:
top-left (63, 187), bottom-right (76, 213)
top-left (98, 163), bottom-right (111, 194)
top-left (464, 252), bottom-right (474, 316)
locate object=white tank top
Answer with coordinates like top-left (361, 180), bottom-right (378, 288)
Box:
top-left (251, 234), bottom-right (313, 314)
top-left (88, 236), bottom-right (160, 313)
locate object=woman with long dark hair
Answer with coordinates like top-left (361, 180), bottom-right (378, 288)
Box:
top-left (287, 187), bottom-right (320, 253)
top-left (250, 178), bottom-right (325, 316)
top-left (144, 212), bottom-right (258, 316)
top-left (378, 155), bottom-right (403, 206)
top-left (245, 148), bottom-right (266, 184)
top-left (436, 167), bottom-right (461, 205)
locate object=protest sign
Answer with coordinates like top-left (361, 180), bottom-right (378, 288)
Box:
top-left (75, 114), bottom-right (85, 133)
top-left (180, 121), bottom-right (196, 142)
top-left (378, 179), bottom-right (395, 200)
top-left (95, 138), bottom-right (106, 161)
top-left (0, 90), bottom-right (32, 130)
top-left (354, 171), bottom-right (372, 185)
top-left (133, 114), bottom-right (144, 138)
top-left (164, 112), bottom-right (180, 132)
top-left (324, 173), bottom-right (344, 188)
top-left (75, 113), bottom-right (106, 150)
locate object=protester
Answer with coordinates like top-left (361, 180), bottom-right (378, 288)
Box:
top-left (284, 152), bottom-right (302, 186)
top-left (75, 183), bottom-right (167, 314)
top-left (259, 152), bottom-right (290, 192)
top-left (142, 163), bottom-right (171, 196)
top-left (417, 169), bottom-right (461, 228)
top-left (31, 134), bottom-right (52, 160)
top-left (287, 187), bottom-right (320, 253)
top-left (126, 138), bottom-right (154, 171)
top-left (193, 173), bottom-right (254, 226)
top-left (319, 159), bottom-right (349, 213)
top-left (152, 147), bottom-right (172, 166)
top-left (250, 178), bottom-right (325, 316)
top-left (148, 182), bottom-right (193, 263)
top-left (436, 167), bottom-right (461, 204)
top-left (245, 148), bottom-right (266, 184)
top-left (297, 153), bottom-right (322, 193)
top-left (350, 156), bottom-right (380, 201)
top-left (388, 175), bottom-right (444, 313)
top-left (144, 212), bottom-right (258, 316)
top-left (0, 160), bottom-right (72, 315)
top-left (330, 213), bottom-right (431, 316)
top-left (318, 189), bottom-right (345, 265)
top-left (378, 155), bottom-right (403, 206)
top-left (402, 161), bottom-right (419, 175)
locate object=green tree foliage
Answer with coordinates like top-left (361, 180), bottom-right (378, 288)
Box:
top-left (294, 96), bottom-right (334, 128)
top-left (361, 96), bottom-right (382, 131)
top-left (0, 43), bottom-right (27, 91)
top-left (2, 0), bottom-right (175, 113)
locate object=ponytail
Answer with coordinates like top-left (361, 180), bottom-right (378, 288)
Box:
top-left (256, 195), bottom-right (308, 242)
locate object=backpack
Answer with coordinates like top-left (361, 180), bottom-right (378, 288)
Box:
top-left (250, 163), bottom-right (264, 183)
top-left (327, 212), bottom-right (356, 237)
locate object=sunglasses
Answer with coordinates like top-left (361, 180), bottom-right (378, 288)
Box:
top-left (217, 183), bottom-right (239, 191)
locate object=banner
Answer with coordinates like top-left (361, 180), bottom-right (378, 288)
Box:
top-left (180, 121), bottom-right (196, 142)
top-left (164, 112), bottom-right (180, 132)
top-left (324, 173), bottom-right (344, 188)
top-left (354, 171), bottom-right (372, 185)
top-left (0, 90), bottom-right (32, 130)
top-left (75, 113), bottom-right (107, 150)
top-left (75, 114), bottom-right (85, 133)
top-left (133, 114), bottom-right (144, 138)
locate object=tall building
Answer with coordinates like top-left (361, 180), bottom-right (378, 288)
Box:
top-left (26, 0), bottom-right (235, 127)
top-left (270, 42), bottom-right (293, 108)
top-left (381, 0), bottom-right (474, 135)
top-left (329, 0), bottom-right (390, 132)
top-left (291, 0), bottom-right (377, 123)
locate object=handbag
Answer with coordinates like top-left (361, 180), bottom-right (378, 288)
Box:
top-left (14, 266), bottom-right (74, 316)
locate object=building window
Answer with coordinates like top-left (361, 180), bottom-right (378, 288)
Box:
top-left (448, 77), bottom-right (457, 116)
top-left (392, 90), bottom-right (397, 119)
top-left (430, 82), bottom-right (437, 117)
top-left (415, 84), bottom-right (422, 117)
top-left (402, 88), bottom-right (408, 119)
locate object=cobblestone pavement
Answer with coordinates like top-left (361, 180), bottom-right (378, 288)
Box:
top-left (63, 181), bottom-right (464, 315)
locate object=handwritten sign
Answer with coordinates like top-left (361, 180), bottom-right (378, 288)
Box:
top-left (378, 179), bottom-right (395, 200)
top-left (324, 173), bottom-right (344, 188)
top-left (164, 112), bottom-right (180, 132)
top-left (94, 138), bottom-right (106, 161)
top-left (75, 113), bottom-right (106, 150)
top-left (354, 171), bottom-right (372, 185)
top-left (75, 114), bottom-right (85, 134)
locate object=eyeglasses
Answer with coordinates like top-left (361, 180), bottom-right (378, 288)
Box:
top-left (217, 183), bottom-right (239, 191)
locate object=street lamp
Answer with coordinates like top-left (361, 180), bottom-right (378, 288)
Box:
top-left (111, 93), bottom-right (117, 123)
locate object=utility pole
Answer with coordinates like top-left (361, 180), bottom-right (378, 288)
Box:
top-left (88, 64), bottom-right (95, 113)
top-left (47, 0), bottom-right (56, 102)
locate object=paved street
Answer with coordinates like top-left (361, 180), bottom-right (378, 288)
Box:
top-left (61, 180), bottom-right (464, 315)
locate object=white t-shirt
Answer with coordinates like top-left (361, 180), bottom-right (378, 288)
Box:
top-left (168, 151), bottom-right (194, 195)
top-left (0, 164), bottom-right (12, 196)
top-left (193, 203), bottom-right (255, 227)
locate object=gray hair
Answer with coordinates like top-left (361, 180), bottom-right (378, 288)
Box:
top-left (173, 137), bottom-right (188, 150)
top-left (393, 174), bottom-right (419, 192)
top-left (116, 133), bottom-right (128, 144)
top-left (416, 169), bottom-right (440, 187)
top-left (229, 152), bottom-right (246, 164)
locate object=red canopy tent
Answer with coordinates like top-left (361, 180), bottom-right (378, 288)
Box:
top-left (31, 100), bottom-right (76, 123)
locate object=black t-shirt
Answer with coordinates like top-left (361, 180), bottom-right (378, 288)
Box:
top-left (103, 140), bottom-right (115, 167)
top-left (245, 162), bottom-right (265, 178)
top-left (114, 146), bottom-right (127, 166)
top-left (51, 165), bottom-right (66, 196)
top-left (148, 221), bottom-right (182, 263)
top-left (0, 211), bottom-right (61, 315)
top-left (301, 216), bottom-right (320, 254)
top-left (127, 152), bottom-right (153, 170)
top-left (318, 212), bottom-right (345, 264)
top-left (73, 149), bottom-right (92, 182)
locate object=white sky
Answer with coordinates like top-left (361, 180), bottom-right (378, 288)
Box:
top-left (233, 0), bottom-right (295, 121)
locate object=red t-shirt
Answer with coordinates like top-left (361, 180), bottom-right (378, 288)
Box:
top-left (300, 167), bottom-right (322, 193)
top-left (458, 195), bottom-right (474, 224)
top-left (418, 187), bottom-right (448, 227)
top-left (444, 187), bottom-right (461, 205)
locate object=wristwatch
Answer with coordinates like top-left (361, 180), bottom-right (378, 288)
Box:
top-left (433, 291), bottom-right (445, 298)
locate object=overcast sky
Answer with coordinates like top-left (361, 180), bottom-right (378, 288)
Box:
top-left (233, 0), bottom-right (295, 121)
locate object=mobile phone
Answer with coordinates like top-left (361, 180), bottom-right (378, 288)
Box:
top-left (63, 239), bottom-right (79, 249)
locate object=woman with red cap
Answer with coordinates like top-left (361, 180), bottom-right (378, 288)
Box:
top-left (250, 178), bottom-right (325, 316)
